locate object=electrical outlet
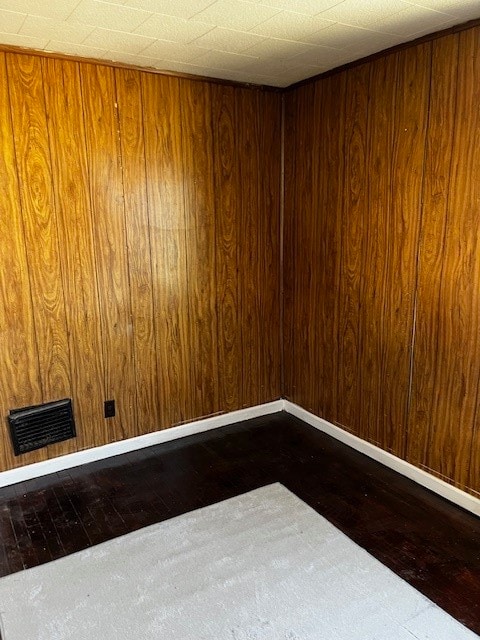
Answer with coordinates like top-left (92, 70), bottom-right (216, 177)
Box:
top-left (104, 400), bottom-right (115, 418)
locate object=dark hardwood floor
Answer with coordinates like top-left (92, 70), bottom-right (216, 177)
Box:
top-left (0, 412), bottom-right (479, 634)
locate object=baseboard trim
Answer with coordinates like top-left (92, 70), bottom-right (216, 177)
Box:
top-left (0, 400), bottom-right (284, 489)
top-left (283, 400), bottom-right (480, 517)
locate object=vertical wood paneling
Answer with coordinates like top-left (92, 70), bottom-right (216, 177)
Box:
top-left (141, 74), bottom-right (191, 427)
top-left (0, 51), bottom-right (281, 472)
top-left (406, 35), bottom-right (459, 473)
top-left (42, 57), bottom-right (105, 452)
top-left (357, 54), bottom-right (397, 447)
top-left (180, 79), bottom-right (219, 418)
top-left (379, 44), bottom-right (430, 457)
top-left (212, 85), bottom-right (242, 412)
top-left (316, 72), bottom-right (346, 423)
top-left (80, 63), bottom-right (137, 441)
top-left (115, 68), bottom-right (161, 435)
top-left (290, 83), bottom-right (315, 411)
top-left (408, 30), bottom-right (480, 490)
top-left (282, 89), bottom-right (298, 402)
top-left (0, 53), bottom-right (42, 470)
top-left (306, 80), bottom-right (325, 416)
top-left (238, 89), bottom-right (263, 408)
top-left (7, 54), bottom-right (72, 416)
top-left (258, 92), bottom-right (282, 402)
top-left (336, 63), bottom-right (370, 433)
top-left (285, 30), bottom-right (480, 496)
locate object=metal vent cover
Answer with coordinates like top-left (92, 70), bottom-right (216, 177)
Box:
top-left (8, 398), bottom-right (76, 456)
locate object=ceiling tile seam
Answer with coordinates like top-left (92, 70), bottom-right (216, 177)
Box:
top-left (188, 1), bottom-right (283, 31)
top-left (66, 0), bottom-right (84, 22)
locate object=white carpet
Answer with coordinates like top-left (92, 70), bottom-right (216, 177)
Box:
top-left (0, 483), bottom-right (476, 640)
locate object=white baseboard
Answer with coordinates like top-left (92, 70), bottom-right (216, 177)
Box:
top-left (284, 400), bottom-right (480, 518)
top-left (0, 400), bottom-right (284, 489)
top-left (4, 397), bottom-right (479, 517)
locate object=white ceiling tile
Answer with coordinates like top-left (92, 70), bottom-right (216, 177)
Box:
top-left (344, 33), bottom-right (406, 55)
top-left (142, 58), bottom-right (255, 80)
top-left (211, 70), bottom-right (274, 83)
top-left (369, 4), bottom-right (455, 35)
top-left (191, 0), bottom-right (280, 30)
top-left (82, 27), bottom-right (154, 52)
top-left (402, 0), bottom-right (480, 17)
top-left (20, 15), bottom-right (93, 43)
top-left (318, 0), bottom-right (412, 26)
top-left (140, 39), bottom-right (209, 62)
top-left (257, 0), bottom-right (346, 16)
top-left (46, 39), bottom-right (111, 58)
top-left (240, 56), bottom-right (308, 74)
top-left (314, 24), bottom-right (406, 51)
top-left (306, 22), bottom-right (376, 48)
top-left (121, 0), bottom-right (216, 19)
top-left (134, 13), bottom-right (213, 43)
top-left (0, 0), bottom-right (80, 21)
top-left (68, 0), bottom-right (151, 31)
top-left (192, 27), bottom-right (267, 53)
top-left (0, 9), bottom-right (27, 33)
top-left (407, 16), bottom-right (459, 36)
top-left (288, 44), bottom-right (359, 67)
top-left (0, 30), bottom-right (48, 48)
top-left (103, 51), bottom-right (163, 66)
top-left (152, 59), bottom-right (213, 73)
top-left (244, 37), bottom-right (318, 58)
top-left (270, 66), bottom-right (316, 84)
top-left (0, 0), bottom-right (477, 87)
top-left (194, 48), bottom-right (258, 70)
top-left (249, 10), bottom-right (335, 39)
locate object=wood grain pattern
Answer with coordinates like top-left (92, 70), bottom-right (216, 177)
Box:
top-left (357, 54), bottom-right (397, 447)
top-left (258, 91), bottom-right (282, 403)
top-left (0, 48), bottom-right (282, 472)
top-left (115, 67), bottom-right (161, 436)
top-left (315, 72), bottom-right (346, 424)
top-left (406, 35), bottom-right (459, 473)
top-left (289, 83), bottom-right (315, 412)
top-left (1, 414), bottom-right (479, 634)
top-left (212, 85), bottom-right (242, 412)
top-left (7, 54), bottom-right (72, 416)
top-left (336, 63), bottom-right (370, 434)
top-left (237, 89), bottom-right (263, 408)
top-left (0, 53), bottom-right (42, 470)
top-left (80, 63), bottom-right (137, 443)
top-left (42, 57), bottom-right (105, 453)
top-left (141, 73), bottom-right (192, 427)
top-left (379, 44), bottom-right (430, 458)
top-left (284, 28), bottom-right (480, 496)
top-left (408, 30), bottom-right (480, 490)
top-left (282, 89), bottom-right (297, 404)
top-left (180, 79), bottom-right (219, 418)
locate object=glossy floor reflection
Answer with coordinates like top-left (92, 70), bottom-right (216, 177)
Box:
top-left (0, 412), bottom-right (479, 634)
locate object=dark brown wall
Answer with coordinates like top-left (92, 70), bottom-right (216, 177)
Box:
top-left (284, 26), bottom-right (480, 497)
top-left (0, 52), bottom-right (281, 471)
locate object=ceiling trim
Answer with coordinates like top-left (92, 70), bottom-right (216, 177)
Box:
top-left (0, 41), bottom-right (281, 92)
top-left (287, 15), bottom-right (480, 91)
top-left (1, 15), bottom-right (479, 94)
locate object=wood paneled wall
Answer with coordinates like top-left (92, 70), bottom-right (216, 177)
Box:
top-left (284, 26), bottom-right (480, 497)
top-left (0, 52), bottom-right (281, 471)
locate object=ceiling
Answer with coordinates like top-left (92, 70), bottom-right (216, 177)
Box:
top-left (0, 0), bottom-right (478, 87)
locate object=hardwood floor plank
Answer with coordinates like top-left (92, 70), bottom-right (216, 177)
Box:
top-left (0, 413), bottom-right (478, 634)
